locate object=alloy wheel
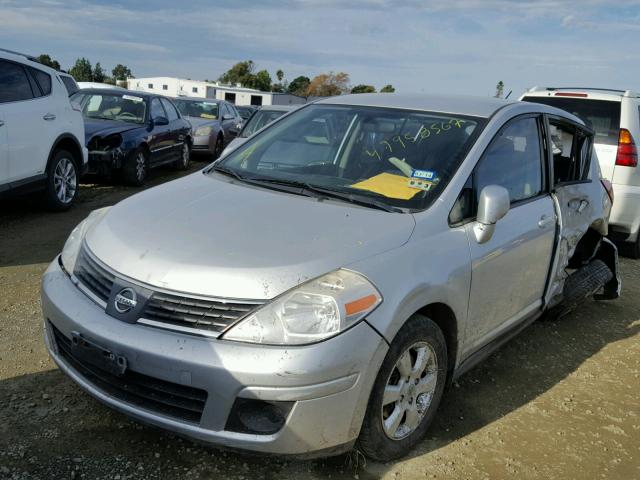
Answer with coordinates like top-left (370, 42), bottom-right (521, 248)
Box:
top-left (381, 342), bottom-right (438, 440)
top-left (182, 143), bottom-right (189, 166)
top-left (136, 152), bottom-right (146, 181)
top-left (53, 157), bottom-right (77, 204)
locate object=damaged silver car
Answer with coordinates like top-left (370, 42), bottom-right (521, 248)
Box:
top-left (41, 94), bottom-right (620, 461)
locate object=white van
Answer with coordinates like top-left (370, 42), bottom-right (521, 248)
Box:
top-left (521, 87), bottom-right (640, 257)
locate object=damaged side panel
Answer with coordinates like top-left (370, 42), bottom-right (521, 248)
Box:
top-left (545, 180), bottom-right (621, 308)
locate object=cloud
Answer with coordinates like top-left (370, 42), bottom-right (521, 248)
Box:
top-left (0, 0), bottom-right (639, 96)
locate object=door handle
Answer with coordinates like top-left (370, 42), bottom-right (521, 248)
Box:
top-left (43, 113), bottom-right (56, 121)
top-left (577, 199), bottom-right (589, 213)
top-left (538, 215), bottom-right (555, 229)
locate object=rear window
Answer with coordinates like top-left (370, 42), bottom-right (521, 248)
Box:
top-left (59, 75), bottom-right (79, 96)
top-left (522, 96), bottom-right (621, 146)
top-left (28, 67), bottom-right (52, 96)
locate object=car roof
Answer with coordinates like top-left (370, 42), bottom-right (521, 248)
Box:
top-left (315, 93), bottom-right (515, 118)
top-left (0, 48), bottom-right (59, 75)
top-left (173, 96), bottom-right (221, 103)
top-left (77, 88), bottom-right (153, 98)
top-left (257, 105), bottom-right (297, 112)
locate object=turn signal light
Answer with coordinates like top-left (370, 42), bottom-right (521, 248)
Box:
top-left (616, 128), bottom-right (638, 167)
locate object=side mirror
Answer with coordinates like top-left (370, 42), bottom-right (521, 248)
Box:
top-left (473, 185), bottom-right (510, 244)
top-left (153, 116), bottom-right (169, 126)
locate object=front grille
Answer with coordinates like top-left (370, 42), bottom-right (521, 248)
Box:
top-left (51, 323), bottom-right (207, 424)
top-left (74, 248), bottom-right (114, 302)
top-left (143, 292), bottom-right (261, 333)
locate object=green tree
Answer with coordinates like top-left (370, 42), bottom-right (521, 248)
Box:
top-left (93, 62), bottom-right (106, 83)
top-left (288, 76), bottom-right (310, 97)
top-left (69, 58), bottom-right (93, 82)
top-left (253, 69), bottom-right (272, 92)
top-left (36, 54), bottom-right (60, 71)
top-left (306, 72), bottom-right (350, 97)
top-left (495, 80), bottom-right (504, 98)
top-left (380, 84), bottom-right (395, 93)
top-left (112, 64), bottom-right (133, 81)
top-left (351, 84), bottom-right (376, 94)
top-left (218, 60), bottom-right (255, 86)
top-left (276, 69), bottom-right (284, 82)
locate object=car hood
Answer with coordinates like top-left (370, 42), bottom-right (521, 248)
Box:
top-left (85, 172), bottom-right (415, 300)
top-left (84, 118), bottom-right (143, 145)
top-left (186, 116), bottom-right (220, 129)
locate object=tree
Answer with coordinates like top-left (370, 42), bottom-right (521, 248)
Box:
top-left (93, 62), bottom-right (106, 83)
top-left (288, 76), bottom-right (310, 97)
top-left (112, 64), bottom-right (133, 81)
top-left (218, 60), bottom-right (255, 86)
top-left (351, 84), bottom-right (376, 94)
top-left (276, 69), bottom-right (284, 82)
top-left (306, 72), bottom-right (350, 97)
top-left (36, 54), bottom-right (60, 71)
top-left (69, 58), bottom-right (93, 82)
top-left (253, 69), bottom-right (272, 92)
top-left (495, 80), bottom-right (504, 99)
top-left (380, 84), bottom-right (395, 93)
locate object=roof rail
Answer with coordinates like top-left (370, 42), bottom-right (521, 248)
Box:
top-left (0, 47), bottom-right (39, 62)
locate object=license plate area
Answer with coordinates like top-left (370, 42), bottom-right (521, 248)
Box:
top-left (70, 331), bottom-right (128, 377)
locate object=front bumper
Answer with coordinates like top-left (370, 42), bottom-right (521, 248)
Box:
top-left (87, 148), bottom-right (126, 175)
top-left (41, 259), bottom-right (387, 455)
top-left (191, 134), bottom-right (215, 154)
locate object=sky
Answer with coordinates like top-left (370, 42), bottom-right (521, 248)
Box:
top-left (1, 0), bottom-right (640, 97)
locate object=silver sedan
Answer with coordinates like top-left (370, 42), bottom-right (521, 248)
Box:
top-left (42, 93), bottom-right (620, 461)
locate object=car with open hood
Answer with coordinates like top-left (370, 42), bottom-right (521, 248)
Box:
top-left (173, 97), bottom-right (242, 159)
top-left (42, 93), bottom-right (620, 461)
top-left (71, 89), bottom-right (192, 185)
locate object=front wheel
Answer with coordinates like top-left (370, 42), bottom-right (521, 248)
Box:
top-left (122, 149), bottom-right (148, 186)
top-left (44, 150), bottom-right (78, 211)
top-left (358, 315), bottom-right (447, 461)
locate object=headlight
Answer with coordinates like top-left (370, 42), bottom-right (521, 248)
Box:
top-left (60, 207), bottom-right (111, 274)
top-left (222, 269), bottom-right (382, 345)
top-left (195, 126), bottom-right (214, 136)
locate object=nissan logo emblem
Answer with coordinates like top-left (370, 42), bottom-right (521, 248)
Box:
top-left (114, 288), bottom-right (138, 314)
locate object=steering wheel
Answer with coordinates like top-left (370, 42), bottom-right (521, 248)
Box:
top-left (118, 112), bottom-right (138, 120)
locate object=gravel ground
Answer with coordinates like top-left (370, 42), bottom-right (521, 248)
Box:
top-left (1, 164), bottom-right (639, 479)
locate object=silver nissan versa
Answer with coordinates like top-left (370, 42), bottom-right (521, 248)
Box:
top-left (42, 94), bottom-right (621, 461)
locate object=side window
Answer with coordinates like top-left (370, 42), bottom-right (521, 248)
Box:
top-left (150, 98), bottom-right (166, 120)
top-left (28, 67), bottom-right (52, 96)
top-left (0, 60), bottom-right (34, 103)
top-left (230, 105), bottom-right (240, 119)
top-left (475, 116), bottom-right (543, 204)
top-left (160, 98), bottom-right (179, 121)
top-left (449, 116), bottom-right (544, 225)
top-left (549, 121), bottom-right (587, 184)
top-left (221, 104), bottom-right (231, 119)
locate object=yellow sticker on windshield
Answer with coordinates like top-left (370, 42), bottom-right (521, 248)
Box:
top-left (350, 173), bottom-right (422, 200)
top-left (200, 114), bottom-right (217, 119)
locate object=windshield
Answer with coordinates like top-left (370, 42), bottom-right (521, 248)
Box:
top-left (73, 93), bottom-right (147, 124)
top-left (240, 109), bottom-right (288, 138)
top-left (213, 104), bottom-right (481, 211)
top-left (522, 96), bottom-right (621, 146)
top-left (175, 100), bottom-right (219, 119)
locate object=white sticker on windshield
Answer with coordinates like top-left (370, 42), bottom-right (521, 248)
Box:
top-left (122, 95), bottom-right (143, 102)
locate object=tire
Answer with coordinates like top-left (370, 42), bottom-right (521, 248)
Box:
top-left (43, 149), bottom-right (79, 211)
top-left (175, 141), bottom-right (191, 170)
top-left (543, 259), bottom-right (613, 321)
top-left (213, 135), bottom-right (224, 159)
top-left (122, 148), bottom-right (148, 186)
top-left (358, 314), bottom-right (447, 461)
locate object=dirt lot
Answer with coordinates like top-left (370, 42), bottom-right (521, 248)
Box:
top-left (1, 165), bottom-right (639, 480)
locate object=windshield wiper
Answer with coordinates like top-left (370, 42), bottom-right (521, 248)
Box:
top-left (210, 164), bottom-right (245, 181)
top-left (252, 178), bottom-right (403, 213)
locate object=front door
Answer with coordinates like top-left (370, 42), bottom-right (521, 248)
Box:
top-left (464, 115), bottom-right (556, 350)
top-left (148, 97), bottom-right (172, 164)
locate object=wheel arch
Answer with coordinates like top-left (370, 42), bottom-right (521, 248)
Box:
top-left (414, 302), bottom-right (458, 379)
top-left (47, 133), bottom-right (84, 173)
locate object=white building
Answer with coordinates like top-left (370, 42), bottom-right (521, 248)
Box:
top-left (127, 77), bottom-right (306, 106)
